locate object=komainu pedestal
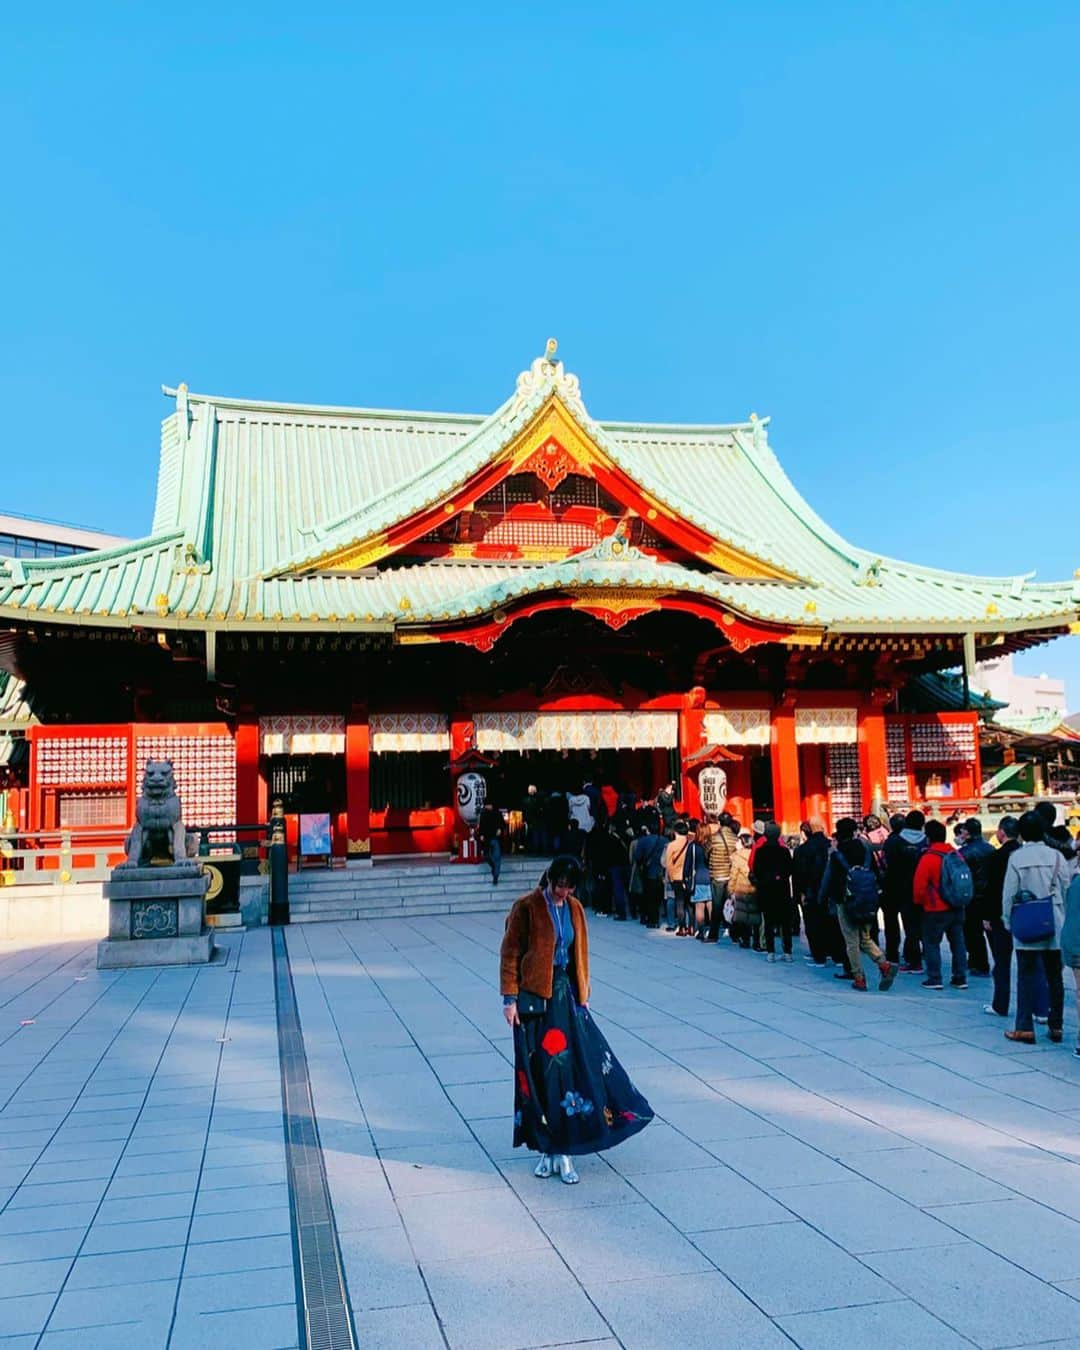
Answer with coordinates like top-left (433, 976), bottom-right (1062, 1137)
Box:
top-left (96, 759), bottom-right (215, 969)
top-left (97, 862), bottom-right (214, 968)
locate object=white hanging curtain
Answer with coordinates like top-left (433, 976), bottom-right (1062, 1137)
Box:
top-left (702, 710), bottom-right (771, 747)
top-left (475, 710), bottom-right (678, 752)
top-left (794, 708), bottom-right (858, 745)
top-left (260, 715), bottom-right (345, 755)
top-left (370, 713), bottom-right (450, 753)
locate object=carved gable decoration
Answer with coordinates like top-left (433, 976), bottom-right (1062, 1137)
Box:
top-left (520, 436), bottom-right (576, 492)
top-left (288, 362), bottom-right (796, 580)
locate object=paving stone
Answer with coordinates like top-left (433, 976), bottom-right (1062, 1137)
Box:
top-left (183, 1233), bottom-right (295, 1277)
top-left (777, 1178), bottom-right (960, 1253)
top-left (861, 1241), bottom-right (1080, 1348)
top-left (498, 1155), bottom-right (641, 1213)
top-left (396, 1186), bottom-right (549, 1263)
top-left (0, 1292), bottom-right (56, 1336)
top-left (338, 1223), bottom-right (428, 1311)
top-left (629, 1163), bottom-right (796, 1233)
top-left (540, 1201), bottom-right (713, 1283)
top-left (605, 1121), bottom-right (717, 1175)
top-left (695, 1220), bottom-right (893, 1315)
top-left (46, 1276), bottom-right (179, 1331)
top-left (0, 1256), bottom-right (71, 1298)
top-left (381, 1139), bottom-right (503, 1197)
top-left (589, 1269), bottom-right (790, 1349)
top-left (716, 1133), bottom-right (855, 1190)
top-left (657, 1094), bottom-right (782, 1141)
top-left (776, 1298), bottom-right (973, 1348)
top-left (175, 1265), bottom-right (294, 1313)
top-left (423, 1245), bottom-right (610, 1348)
top-left (352, 1302), bottom-right (444, 1349)
top-left (168, 1300), bottom-right (298, 1350)
top-left (66, 1245), bottom-right (185, 1289)
top-left (926, 1196), bottom-right (1080, 1281)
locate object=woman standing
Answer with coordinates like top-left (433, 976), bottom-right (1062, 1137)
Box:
top-left (500, 855), bottom-right (654, 1182)
top-left (728, 830), bottom-right (762, 950)
top-left (752, 822), bottom-right (795, 961)
top-left (689, 821), bottom-right (713, 940)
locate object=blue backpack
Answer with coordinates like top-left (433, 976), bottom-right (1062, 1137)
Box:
top-left (939, 852), bottom-right (974, 909)
top-left (836, 846), bottom-right (881, 923)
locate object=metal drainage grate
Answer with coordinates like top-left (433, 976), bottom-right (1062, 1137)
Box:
top-left (272, 927), bottom-right (357, 1350)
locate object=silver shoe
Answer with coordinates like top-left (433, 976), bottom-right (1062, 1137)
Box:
top-left (555, 1153), bottom-right (579, 1184)
top-left (534, 1154), bottom-right (554, 1178)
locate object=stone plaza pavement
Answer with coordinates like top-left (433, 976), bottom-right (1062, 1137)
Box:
top-left (1, 914), bottom-right (1079, 1349)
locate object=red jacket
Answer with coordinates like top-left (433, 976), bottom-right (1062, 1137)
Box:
top-left (913, 842), bottom-right (954, 913)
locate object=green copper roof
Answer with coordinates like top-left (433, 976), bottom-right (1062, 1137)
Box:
top-left (1, 352), bottom-right (1078, 639)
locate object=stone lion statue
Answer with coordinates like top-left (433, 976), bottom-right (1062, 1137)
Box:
top-left (125, 760), bottom-right (188, 866)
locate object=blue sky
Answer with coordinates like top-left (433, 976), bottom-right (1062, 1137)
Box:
top-left (3, 4), bottom-right (1078, 706)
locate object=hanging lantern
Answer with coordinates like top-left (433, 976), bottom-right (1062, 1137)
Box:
top-left (698, 765), bottom-right (728, 818)
top-left (456, 771), bottom-right (487, 826)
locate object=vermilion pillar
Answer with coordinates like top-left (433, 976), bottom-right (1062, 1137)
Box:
top-left (770, 703), bottom-right (802, 833)
top-left (346, 704), bottom-right (371, 864)
top-left (678, 704), bottom-right (706, 816)
top-left (235, 714), bottom-right (261, 826)
top-left (858, 700), bottom-right (889, 816)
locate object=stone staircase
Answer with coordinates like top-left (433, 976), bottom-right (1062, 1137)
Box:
top-left (286, 856), bottom-right (544, 922)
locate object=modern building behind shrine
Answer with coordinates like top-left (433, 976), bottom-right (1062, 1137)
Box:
top-left (2, 344), bottom-right (1078, 856)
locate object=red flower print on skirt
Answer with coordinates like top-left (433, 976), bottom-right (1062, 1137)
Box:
top-left (541, 1027), bottom-right (568, 1056)
top-left (517, 1069), bottom-right (531, 1098)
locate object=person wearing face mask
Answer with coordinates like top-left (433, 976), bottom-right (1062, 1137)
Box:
top-left (500, 855), bottom-right (653, 1184)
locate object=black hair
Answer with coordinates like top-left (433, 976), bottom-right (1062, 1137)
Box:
top-left (1034, 801), bottom-right (1056, 829)
top-left (998, 815), bottom-right (1019, 839)
top-left (544, 854), bottom-right (583, 888)
top-left (889, 814), bottom-right (905, 832)
top-left (962, 817), bottom-right (983, 838)
top-left (1018, 810), bottom-right (1045, 843)
top-left (835, 817), bottom-right (858, 841)
top-left (925, 819), bottom-right (947, 843)
top-left (905, 809), bottom-right (926, 830)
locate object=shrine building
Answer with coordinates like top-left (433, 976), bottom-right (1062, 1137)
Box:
top-left (2, 342), bottom-right (1078, 858)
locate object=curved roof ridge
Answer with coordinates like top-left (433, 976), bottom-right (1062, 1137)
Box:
top-left (5, 529), bottom-right (184, 573)
top-left (162, 385), bottom-right (485, 426)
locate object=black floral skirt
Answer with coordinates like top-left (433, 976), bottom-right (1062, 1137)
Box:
top-left (512, 967), bottom-right (653, 1156)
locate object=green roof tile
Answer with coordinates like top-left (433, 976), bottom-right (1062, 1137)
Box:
top-left (0, 355), bottom-right (1077, 641)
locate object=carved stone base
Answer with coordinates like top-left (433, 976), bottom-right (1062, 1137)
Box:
top-left (97, 862), bottom-right (214, 969)
top-left (97, 931), bottom-right (214, 968)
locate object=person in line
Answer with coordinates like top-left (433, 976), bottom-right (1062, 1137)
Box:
top-left (957, 817), bottom-right (994, 976)
top-left (1062, 872), bottom-right (1080, 1058)
top-left (819, 817), bottom-right (896, 991)
top-left (913, 819), bottom-right (969, 991)
top-left (876, 813), bottom-right (906, 963)
top-left (477, 799), bottom-right (503, 885)
top-left (704, 811), bottom-right (737, 943)
top-left (523, 786), bottom-right (547, 856)
top-left (544, 789), bottom-right (569, 857)
top-left (794, 817), bottom-right (834, 967)
top-left (753, 821), bottom-right (794, 962)
top-left (598, 821), bottom-right (630, 921)
top-left (664, 819), bottom-right (693, 934)
top-left (1001, 811), bottom-right (1068, 1044)
top-left (631, 822), bottom-right (666, 928)
top-left (567, 785), bottom-right (594, 837)
top-left (689, 821), bottom-right (713, 940)
top-left (883, 809), bottom-right (929, 973)
top-left (501, 855), bottom-right (653, 1184)
top-left (982, 815), bottom-right (1024, 1019)
top-left (656, 781), bottom-right (678, 834)
top-left (728, 830), bottom-right (762, 950)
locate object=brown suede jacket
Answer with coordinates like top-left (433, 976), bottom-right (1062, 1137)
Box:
top-left (499, 887), bottom-right (591, 1004)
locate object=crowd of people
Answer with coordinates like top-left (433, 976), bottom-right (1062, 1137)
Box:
top-left (483, 783), bottom-right (1080, 1055)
